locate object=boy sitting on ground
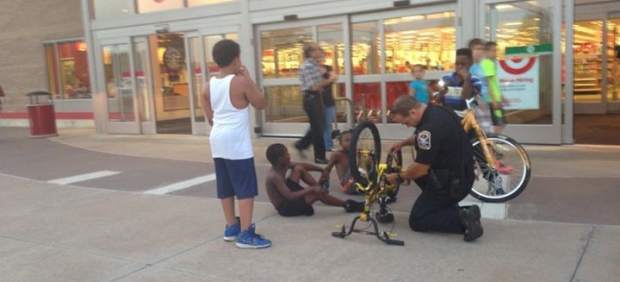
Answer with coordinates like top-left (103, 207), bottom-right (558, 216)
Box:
top-left (320, 131), bottom-right (359, 195)
top-left (265, 143), bottom-right (364, 217)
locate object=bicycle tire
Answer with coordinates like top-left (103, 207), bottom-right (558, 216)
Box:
top-left (349, 121), bottom-right (381, 187)
top-left (470, 134), bottom-right (531, 202)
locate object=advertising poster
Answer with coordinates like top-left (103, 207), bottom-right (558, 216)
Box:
top-left (497, 56), bottom-right (540, 110)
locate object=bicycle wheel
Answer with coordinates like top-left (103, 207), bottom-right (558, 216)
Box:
top-left (349, 121), bottom-right (381, 187)
top-left (470, 134), bottom-right (531, 202)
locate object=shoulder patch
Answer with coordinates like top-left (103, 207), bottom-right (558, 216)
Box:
top-left (417, 130), bottom-right (432, 150)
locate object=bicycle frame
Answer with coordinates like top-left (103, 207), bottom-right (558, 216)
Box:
top-left (460, 109), bottom-right (497, 168)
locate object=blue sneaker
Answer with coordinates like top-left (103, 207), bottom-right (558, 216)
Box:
top-left (223, 218), bottom-right (240, 242)
top-left (235, 224), bottom-right (271, 249)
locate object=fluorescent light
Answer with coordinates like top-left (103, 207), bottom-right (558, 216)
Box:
top-left (503, 22), bottom-right (523, 26)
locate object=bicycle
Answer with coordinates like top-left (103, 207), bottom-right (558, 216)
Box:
top-left (332, 96), bottom-right (531, 203)
top-left (331, 120), bottom-right (405, 246)
top-left (457, 97), bottom-right (532, 202)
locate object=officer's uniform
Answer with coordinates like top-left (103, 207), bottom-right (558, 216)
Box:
top-left (409, 105), bottom-right (475, 233)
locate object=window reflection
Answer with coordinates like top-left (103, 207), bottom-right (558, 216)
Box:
top-left (486, 0), bottom-right (554, 124)
top-left (352, 22), bottom-right (381, 74)
top-left (384, 12), bottom-right (456, 73)
top-left (318, 24), bottom-right (345, 74)
top-left (265, 85), bottom-right (306, 123)
top-left (45, 41), bottom-right (91, 99)
top-left (353, 83), bottom-right (381, 122)
top-left (261, 27), bottom-right (313, 78)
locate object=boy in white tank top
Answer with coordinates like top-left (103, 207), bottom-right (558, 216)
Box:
top-left (201, 39), bottom-right (271, 249)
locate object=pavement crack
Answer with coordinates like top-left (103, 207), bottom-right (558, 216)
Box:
top-left (569, 225), bottom-right (596, 282)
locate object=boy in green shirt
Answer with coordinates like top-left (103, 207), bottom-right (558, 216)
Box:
top-left (481, 41), bottom-right (507, 132)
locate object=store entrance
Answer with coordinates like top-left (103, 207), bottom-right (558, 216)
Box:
top-left (573, 18), bottom-right (620, 144)
top-left (151, 33), bottom-right (192, 134)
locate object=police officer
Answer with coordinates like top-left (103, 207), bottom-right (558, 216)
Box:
top-left (386, 95), bottom-right (483, 242)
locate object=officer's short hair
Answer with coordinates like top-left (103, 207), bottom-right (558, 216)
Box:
top-left (390, 96), bottom-right (420, 116)
top-left (212, 39), bottom-right (240, 68)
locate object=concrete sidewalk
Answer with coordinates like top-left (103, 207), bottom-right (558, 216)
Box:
top-left (1, 173), bottom-right (619, 282)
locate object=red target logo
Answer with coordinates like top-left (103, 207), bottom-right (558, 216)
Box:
top-left (499, 57), bottom-right (537, 75)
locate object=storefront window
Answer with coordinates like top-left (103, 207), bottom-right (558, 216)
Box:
top-left (138, 0), bottom-right (184, 13)
top-left (318, 24), bottom-right (345, 74)
top-left (573, 20), bottom-right (603, 102)
top-left (44, 40), bottom-right (92, 99)
top-left (607, 19), bottom-right (620, 102)
top-left (384, 12), bottom-right (456, 73)
top-left (486, 0), bottom-right (554, 124)
top-left (260, 27), bottom-right (313, 78)
top-left (265, 85), bottom-right (305, 123)
top-left (188, 0), bottom-right (234, 7)
top-left (352, 22), bottom-right (380, 74)
top-left (353, 83), bottom-right (381, 122)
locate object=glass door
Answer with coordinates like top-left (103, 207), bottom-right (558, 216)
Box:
top-left (100, 38), bottom-right (141, 134)
top-left (257, 17), bottom-right (349, 136)
top-left (606, 17), bottom-right (620, 112)
top-left (351, 4), bottom-right (457, 139)
top-left (133, 36), bottom-right (157, 134)
top-left (481, 0), bottom-right (563, 144)
top-left (189, 30), bottom-right (239, 136)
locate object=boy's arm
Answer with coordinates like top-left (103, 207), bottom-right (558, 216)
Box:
top-left (292, 162), bottom-right (324, 172)
top-left (200, 82), bottom-right (213, 126)
top-left (271, 174), bottom-right (313, 200)
top-left (238, 66), bottom-right (266, 110)
top-left (320, 153), bottom-right (341, 182)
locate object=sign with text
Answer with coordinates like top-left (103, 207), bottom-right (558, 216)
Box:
top-left (497, 56), bottom-right (539, 110)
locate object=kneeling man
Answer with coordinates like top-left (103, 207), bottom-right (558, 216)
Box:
top-left (387, 96), bottom-right (483, 242)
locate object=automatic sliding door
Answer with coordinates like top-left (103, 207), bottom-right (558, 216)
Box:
top-left (102, 43), bottom-right (141, 134)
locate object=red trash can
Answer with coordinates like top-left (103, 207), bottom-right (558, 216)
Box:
top-left (26, 91), bottom-right (57, 137)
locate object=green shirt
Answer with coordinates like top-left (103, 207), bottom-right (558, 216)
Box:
top-left (480, 58), bottom-right (501, 103)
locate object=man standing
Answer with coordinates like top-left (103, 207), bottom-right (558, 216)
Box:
top-left (295, 43), bottom-right (337, 164)
top-left (387, 96), bottom-right (483, 242)
top-left (201, 39), bottom-right (271, 249)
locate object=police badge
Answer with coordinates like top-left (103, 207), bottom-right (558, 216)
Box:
top-left (417, 130), bottom-right (431, 150)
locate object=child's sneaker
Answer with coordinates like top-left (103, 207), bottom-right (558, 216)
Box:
top-left (223, 217), bottom-right (240, 242)
top-left (235, 224), bottom-right (272, 249)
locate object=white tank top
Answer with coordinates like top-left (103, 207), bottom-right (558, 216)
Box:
top-left (209, 74), bottom-right (253, 160)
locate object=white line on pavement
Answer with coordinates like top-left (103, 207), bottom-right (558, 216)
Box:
top-left (47, 170), bottom-right (121, 185)
top-left (143, 174), bottom-right (216, 195)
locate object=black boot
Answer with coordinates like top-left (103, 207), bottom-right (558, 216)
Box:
top-left (459, 205), bottom-right (483, 242)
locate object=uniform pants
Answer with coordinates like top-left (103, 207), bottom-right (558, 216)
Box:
top-left (296, 92), bottom-right (326, 160)
top-left (409, 171), bottom-right (474, 234)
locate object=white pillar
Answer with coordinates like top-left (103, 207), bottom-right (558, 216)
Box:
top-left (240, 0), bottom-right (261, 136)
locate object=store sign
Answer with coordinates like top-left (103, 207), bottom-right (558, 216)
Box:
top-left (497, 56), bottom-right (539, 110)
top-left (505, 43), bottom-right (552, 56)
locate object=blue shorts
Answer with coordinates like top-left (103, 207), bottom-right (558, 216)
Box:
top-left (214, 158), bottom-right (258, 199)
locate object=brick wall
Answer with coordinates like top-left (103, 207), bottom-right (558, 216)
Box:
top-left (0, 0), bottom-right (85, 112)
